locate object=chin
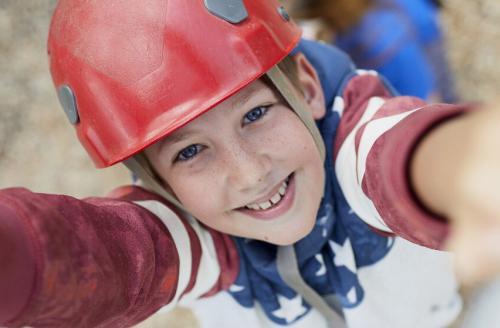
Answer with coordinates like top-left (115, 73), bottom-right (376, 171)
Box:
top-left (268, 217), bottom-right (316, 246)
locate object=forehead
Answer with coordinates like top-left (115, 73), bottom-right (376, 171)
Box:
top-left (228, 77), bottom-right (279, 106)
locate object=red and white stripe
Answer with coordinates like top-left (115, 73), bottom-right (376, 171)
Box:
top-left (133, 200), bottom-right (222, 310)
top-left (336, 97), bottom-right (394, 232)
top-left (332, 73), bottom-right (467, 248)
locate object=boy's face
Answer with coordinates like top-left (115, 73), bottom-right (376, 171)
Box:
top-left (145, 55), bottom-right (326, 245)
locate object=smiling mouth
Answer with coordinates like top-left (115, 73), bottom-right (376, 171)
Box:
top-left (244, 176), bottom-right (291, 211)
top-left (237, 173), bottom-right (296, 221)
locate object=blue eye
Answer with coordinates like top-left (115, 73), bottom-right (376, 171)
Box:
top-left (176, 144), bottom-right (202, 161)
top-left (243, 106), bottom-right (269, 125)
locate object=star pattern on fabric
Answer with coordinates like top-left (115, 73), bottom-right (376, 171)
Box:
top-left (316, 203), bottom-right (332, 238)
top-left (317, 214), bottom-right (329, 226)
top-left (229, 284), bottom-right (245, 293)
top-left (329, 238), bottom-right (356, 273)
top-left (272, 294), bottom-right (308, 324)
top-left (317, 204), bottom-right (332, 225)
top-left (356, 69), bottom-right (378, 76)
top-left (346, 287), bottom-right (357, 303)
top-left (227, 43), bottom-right (397, 321)
top-left (332, 96), bottom-right (345, 116)
top-left (317, 216), bottom-right (329, 238)
top-left (314, 254), bottom-right (326, 276)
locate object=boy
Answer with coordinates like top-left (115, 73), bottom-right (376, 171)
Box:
top-left (1, 0), bottom-right (500, 327)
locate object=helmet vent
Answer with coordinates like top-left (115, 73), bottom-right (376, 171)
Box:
top-left (204, 0), bottom-right (248, 24)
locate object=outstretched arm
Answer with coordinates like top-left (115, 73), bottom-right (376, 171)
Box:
top-left (333, 71), bottom-right (500, 285)
top-left (0, 187), bottom-right (238, 327)
top-left (411, 100), bottom-right (500, 285)
top-left (333, 70), bottom-right (468, 249)
top-left (0, 204), bottom-right (36, 325)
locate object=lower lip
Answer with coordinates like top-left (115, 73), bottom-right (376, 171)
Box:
top-left (238, 174), bottom-right (296, 221)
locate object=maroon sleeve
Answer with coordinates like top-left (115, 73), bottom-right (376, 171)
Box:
top-left (0, 203), bottom-right (37, 324)
top-left (0, 187), bottom-right (237, 327)
top-left (333, 73), bottom-right (473, 250)
top-left (361, 102), bottom-right (470, 249)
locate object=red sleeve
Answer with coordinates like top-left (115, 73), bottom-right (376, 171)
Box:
top-left (333, 73), bottom-right (472, 250)
top-left (361, 102), bottom-right (470, 249)
top-left (0, 187), bottom-right (238, 327)
top-left (0, 202), bottom-right (37, 324)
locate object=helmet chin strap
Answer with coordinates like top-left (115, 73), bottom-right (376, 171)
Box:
top-left (267, 67), bottom-right (347, 325)
top-left (265, 65), bottom-right (326, 162)
top-left (124, 64), bottom-right (326, 212)
top-left (123, 153), bottom-right (188, 212)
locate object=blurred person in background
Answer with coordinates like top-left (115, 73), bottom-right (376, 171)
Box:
top-left (284, 0), bottom-right (458, 102)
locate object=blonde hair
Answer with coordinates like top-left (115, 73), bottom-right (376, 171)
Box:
top-left (261, 55), bottom-right (302, 95)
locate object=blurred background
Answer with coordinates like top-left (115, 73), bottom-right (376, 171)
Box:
top-left (0, 0), bottom-right (500, 197)
top-left (1, 0), bottom-right (499, 197)
top-left (0, 0), bottom-right (130, 197)
top-left (0, 0), bottom-right (498, 327)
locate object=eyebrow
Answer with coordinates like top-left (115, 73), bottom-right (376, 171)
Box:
top-left (157, 84), bottom-right (275, 151)
top-left (233, 88), bottom-right (258, 109)
top-left (158, 132), bottom-right (194, 151)
top-left (234, 86), bottom-right (275, 109)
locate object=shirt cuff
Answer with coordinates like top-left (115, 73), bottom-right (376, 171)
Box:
top-left (363, 103), bottom-right (470, 249)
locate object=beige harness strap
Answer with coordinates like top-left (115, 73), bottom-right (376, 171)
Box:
top-left (266, 66), bottom-right (326, 162)
top-left (123, 155), bottom-right (187, 211)
top-left (277, 245), bottom-right (346, 327)
top-left (268, 66), bottom-right (347, 325)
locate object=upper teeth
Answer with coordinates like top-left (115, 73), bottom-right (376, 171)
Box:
top-left (245, 179), bottom-right (289, 211)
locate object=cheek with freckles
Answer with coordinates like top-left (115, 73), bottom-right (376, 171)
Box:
top-left (154, 108), bottom-right (324, 241)
top-left (169, 175), bottom-right (223, 219)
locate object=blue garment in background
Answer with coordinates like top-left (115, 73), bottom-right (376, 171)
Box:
top-left (334, 0), bottom-right (457, 102)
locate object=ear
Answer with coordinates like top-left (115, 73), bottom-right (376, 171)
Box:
top-left (293, 52), bottom-right (326, 120)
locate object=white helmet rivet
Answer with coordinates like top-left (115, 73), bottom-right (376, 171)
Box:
top-left (205, 0), bottom-right (248, 24)
top-left (278, 6), bottom-right (290, 22)
top-left (57, 85), bottom-right (79, 124)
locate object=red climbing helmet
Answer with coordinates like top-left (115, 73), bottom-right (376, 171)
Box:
top-left (48, 0), bottom-right (301, 167)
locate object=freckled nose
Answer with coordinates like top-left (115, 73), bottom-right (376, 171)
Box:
top-left (224, 141), bottom-right (272, 191)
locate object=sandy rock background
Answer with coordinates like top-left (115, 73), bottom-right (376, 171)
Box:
top-left (1, 0), bottom-right (499, 197)
top-left (0, 0), bottom-right (130, 197)
top-left (0, 0), bottom-right (498, 327)
top-left (441, 1), bottom-right (500, 102)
